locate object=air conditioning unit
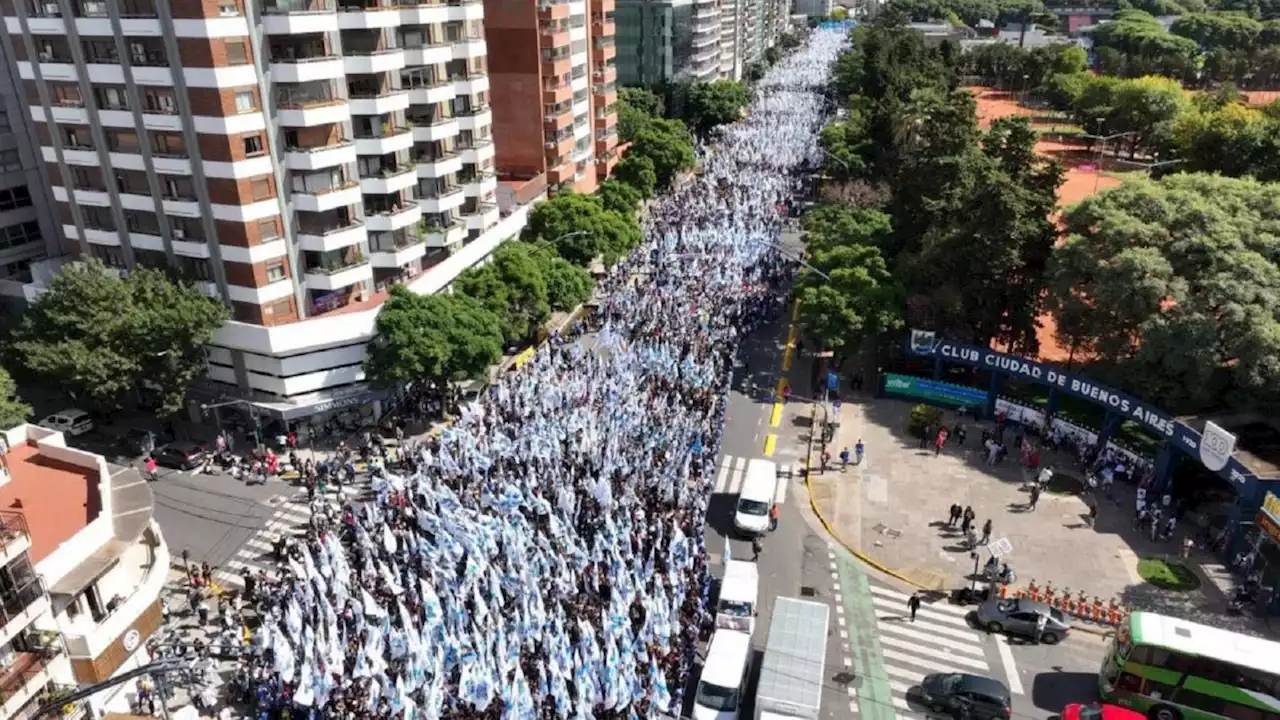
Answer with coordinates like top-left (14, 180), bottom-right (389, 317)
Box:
top-left (42, 3), bottom-right (59, 15)
top-left (172, 228), bottom-right (185, 239)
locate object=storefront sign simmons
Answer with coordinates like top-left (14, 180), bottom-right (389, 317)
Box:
top-left (1258, 491), bottom-right (1280, 544)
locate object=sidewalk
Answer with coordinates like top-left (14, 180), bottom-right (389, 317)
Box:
top-left (804, 395), bottom-right (1278, 638)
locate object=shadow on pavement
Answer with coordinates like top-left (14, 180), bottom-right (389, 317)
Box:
top-left (1030, 671), bottom-right (1099, 712)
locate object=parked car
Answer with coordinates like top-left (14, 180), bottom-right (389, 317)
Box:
top-left (915, 673), bottom-right (1012, 720)
top-left (1062, 704), bottom-right (1146, 720)
top-left (121, 428), bottom-right (174, 456)
top-left (975, 598), bottom-right (1072, 644)
top-left (154, 442), bottom-right (210, 471)
top-left (37, 409), bottom-right (94, 436)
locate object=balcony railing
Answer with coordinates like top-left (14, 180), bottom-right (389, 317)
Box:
top-left (297, 218), bottom-right (363, 236)
top-left (0, 580), bottom-right (47, 629)
top-left (456, 104), bottom-right (489, 117)
top-left (360, 162), bottom-right (416, 179)
top-left (264, 0), bottom-right (336, 12)
top-left (0, 512), bottom-right (31, 554)
top-left (373, 230), bottom-right (424, 251)
top-left (306, 254), bottom-right (366, 274)
top-left (296, 179), bottom-right (359, 195)
top-left (415, 150), bottom-right (458, 164)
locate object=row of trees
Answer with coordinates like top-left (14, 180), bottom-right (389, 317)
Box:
top-left (813, 19), bottom-right (1063, 361)
top-left (823, 18), bottom-right (1280, 414)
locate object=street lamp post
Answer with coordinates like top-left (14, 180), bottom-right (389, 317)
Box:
top-left (200, 397), bottom-right (264, 448)
top-left (1084, 129), bottom-right (1139, 193)
top-left (819, 146), bottom-right (850, 176)
top-left (526, 229), bottom-right (593, 257)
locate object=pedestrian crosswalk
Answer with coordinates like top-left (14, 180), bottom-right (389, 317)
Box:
top-left (713, 455), bottom-right (793, 504)
top-left (863, 582), bottom-right (1000, 718)
top-left (211, 501), bottom-right (313, 589)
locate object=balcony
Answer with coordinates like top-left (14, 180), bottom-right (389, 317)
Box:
top-left (592, 84), bottom-right (616, 107)
top-left (451, 38), bottom-right (485, 58)
top-left (344, 48), bottom-right (406, 75)
top-left (336, 0), bottom-right (399, 27)
top-left (543, 80), bottom-right (572, 104)
top-left (545, 132), bottom-right (574, 157)
top-left (538, 0), bottom-right (571, 19)
top-left (270, 54), bottom-right (345, 83)
top-left (0, 512), bottom-right (33, 571)
top-left (365, 200), bottom-right (423, 231)
top-left (419, 185), bottom-right (465, 213)
top-left (545, 106), bottom-right (573, 131)
top-left (463, 202), bottom-right (499, 230)
top-left (541, 55), bottom-right (572, 77)
top-left (369, 229), bottom-right (427, 268)
top-left (463, 172), bottom-right (497, 197)
top-left (453, 73), bottom-right (489, 96)
top-left (291, 180), bottom-right (362, 212)
top-left (406, 79), bottom-right (456, 105)
top-left (263, 0), bottom-right (339, 33)
top-left (298, 218), bottom-right (367, 252)
top-left (592, 17), bottom-right (616, 35)
top-left (455, 105), bottom-right (492, 131)
top-left (592, 42), bottom-right (616, 63)
top-left (403, 42), bottom-right (453, 67)
top-left (412, 117), bottom-right (459, 143)
top-left (541, 29), bottom-right (571, 49)
top-left (595, 129), bottom-right (617, 155)
top-left (349, 90), bottom-right (410, 116)
top-left (0, 648), bottom-right (69, 720)
top-left (592, 64), bottom-right (616, 83)
top-left (423, 220), bottom-right (465, 248)
top-left (360, 162), bottom-right (418, 194)
top-left (305, 256), bottom-right (373, 291)
top-left (354, 126), bottom-right (414, 155)
top-left (415, 151), bottom-right (463, 178)
top-left (0, 581), bottom-right (50, 649)
top-left (285, 140), bottom-right (357, 171)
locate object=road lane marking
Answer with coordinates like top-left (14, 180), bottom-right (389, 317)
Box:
top-left (995, 633), bottom-right (1025, 695)
top-left (763, 434), bottom-right (777, 456)
top-left (715, 461), bottom-right (732, 492)
top-left (876, 623), bottom-right (987, 657)
top-left (769, 402), bottom-right (784, 427)
top-left (774, 476), bottom-right (789, 504)
top-left (881, 645), bottom-right (989, 673)
top-left (867, 585), bottom-right (973, 617)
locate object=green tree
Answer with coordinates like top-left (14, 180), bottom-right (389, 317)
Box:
top-left (455, 243), bottom-right (551, 344)
top-left (802, 204), bottom-right (894, 254)
top-left (817, 107), bottom-right (874, 179)
top-left (522, 192), bottom-right (641, 266)
top-left (0, 366), bottom-right (30, 430)
top-left (1171, 11), bottom-right (1263, 50)
top-left (618, 87), bottom-right (666, 143)
top-left (535, 253), bottom-right (594, 312)
top-left (628, 117), bottom-right (696, 189)
top-left (684, 80), bottom-right (751, 135)
top-left (1046, 174), bottom-right (1280, 411)
top-left (613, 155), bottom-right (658, 198)
top-left (598, 178), bottom-right (643, 215)
top-left (1091, 10), bottom-right (1200, 77)
top-left (10, 259), bottom-right (228, 415)
top-left (796, 243), bottom-right (901, 354)
top-left (365, 286), bottom-right (503, 386)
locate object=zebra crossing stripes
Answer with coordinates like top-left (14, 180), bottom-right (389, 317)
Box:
top-left (861, 582), bottom-right (1000, 718)
top-left (211, 502), bottom-right (313, 589)
top-left (712, 455), bottom-right (792, 504)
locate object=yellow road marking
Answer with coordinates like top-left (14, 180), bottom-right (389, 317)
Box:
top-left (792, 298), bottom-right (800, 322)
top-left (769, 402), bottom-right (784, 427)
top-left (763, 434), bottom-right (777, 457)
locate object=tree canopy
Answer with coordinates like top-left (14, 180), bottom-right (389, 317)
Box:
top-left (613, 155), bottom-right (658, 198)
top-left (10, 259), bottom-right (228, 416)
top-left (454, 243), bottom-right (552, 345)
top-left (0, 366), bottom-right (30, 430)
top-left (683, 80), bottom-right (751, 136)
top-left (1045, 174), bottom-right (1280, 412)
top-left (598, 179), bottom-right (643, 215)
top-left (365, 286), bottom-right (504, 386)
top-left (628, 117), bottom-right (697, 189)
top-left (521, 192), bottom-right (641, 267)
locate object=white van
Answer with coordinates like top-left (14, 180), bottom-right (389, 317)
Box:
top-left (693, 629), bottom-right (753, 720)
top-left (733, 458), bottom-right (777, 536)
top-left (716, 560), bottom-right (759, 633)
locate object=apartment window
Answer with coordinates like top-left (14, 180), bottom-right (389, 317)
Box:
top-left (115, 169), bottom-right (149, 194)
top-left (262, 297), bottom-right (292, 317)
top-left (250, 177), bottom-right (272, 200)
top-left (108, 130), bottom-right (139, 152)
top-left (234, 91), bottom-right (256, 113)
top-left (0, 221), bottom-right (40, 249)
top-left (169, 216), bottom-right (202, 240)
top-left (143, 88), bottom-right (176, 114)
top-left (257, 218), bottom-right (279, 241)
top-left (96, 86), bottom-right (129, 110)
top-left (218, 2), bottom-right (239, 15)
top-left (151, 132), bottom-right (186, 157)
top-left (243, 135), bottom-right (264, 156)
top-left (266, 260), bottom-right (287, 282)
top-left (125, 210), bottom-right (161, 234)
top-left (89, 244), bottom-right (125, 268)
top-left (0, 111), bottom-right (10, 135)
top-left (83, 39), bottom-right (117, 63)
top-left (129, 40), bottom-right (165, 66)
top-left (78, 0), bottom-right (108, 16)
top-left (0, 186), bottom-right (32, 211)
top-left (162, 175), bottom-right (194, 200)
top-left (70, 167), bottom-right (99, 190)
top-left (226, 40), bottom-right (248, 64)
top-left (177, 256), bottom-right (212, 281)
top-left (62, 126), bottom-right (89, 148)
top-left (52, 84), bottom-right (82, 106)
top-left (82, 206), bottom-right (115, 231)
top-left (0, 150), bottom-right (19, 173)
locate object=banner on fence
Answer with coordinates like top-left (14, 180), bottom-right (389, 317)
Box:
top-left (883, 373), bottom-right (986, 408)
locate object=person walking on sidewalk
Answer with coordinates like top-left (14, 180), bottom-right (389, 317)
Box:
top-left (907, 592), bottom-right (921, 622)
top-left (980, 519), bottom-right (993, 545)
top-left (855, 439), bottom-right (864, 465)
top-left (1028, 484), bottom-right (1041, 511)
top-left (840, 447), bottom-right (850, 470)
top-left (920, 423), bottom-right (933, 449)
top-left (752, 537), bottom-right (763, 562)
top-left (948, 504), bottom-right (962, 527)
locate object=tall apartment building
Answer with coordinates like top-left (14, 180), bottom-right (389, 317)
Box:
top-left (0, 422), bottom-right (170, 718)
top-left (718, 0), bottom-right (740, 79)
top-left (0, 26), bottom-right (58, 311)
top-left (482, 0), bottom-right (618, 195)
top-left (615, 0), bottom-right (694, 85)
top-left (4, 0), bottom-right (541, 424)
top-left (689, 0), bottom-right (718, 80)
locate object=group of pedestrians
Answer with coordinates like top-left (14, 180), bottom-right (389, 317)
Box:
top-left (178, 31), bottom-right (850, 720)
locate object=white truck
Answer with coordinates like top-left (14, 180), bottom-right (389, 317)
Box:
top-left (755, 596), bottom-right (830, 720)
top-left (716, 559), bottom-right (760, 634)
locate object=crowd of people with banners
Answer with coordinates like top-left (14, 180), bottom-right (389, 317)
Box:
top-left (224, 29), bottom-right (847, 720)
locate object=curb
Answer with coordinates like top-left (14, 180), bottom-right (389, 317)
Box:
top-left (804, 476), bottom-right (1119, 637)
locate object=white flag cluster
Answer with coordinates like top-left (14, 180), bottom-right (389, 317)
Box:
top-left (256, 29), bottom-right (848, 719)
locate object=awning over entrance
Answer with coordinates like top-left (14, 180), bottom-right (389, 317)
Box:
top-left (49, 539), bottom-right (125, 597)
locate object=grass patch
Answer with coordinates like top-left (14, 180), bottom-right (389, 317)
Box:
top-left (1137, 558), bottom-right (1202, 592)
top-left (1033, 123), bottom-right (1086, 137)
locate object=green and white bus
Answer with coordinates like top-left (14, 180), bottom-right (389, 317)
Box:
top-left (1100, 612), bottom-right (1280, 720)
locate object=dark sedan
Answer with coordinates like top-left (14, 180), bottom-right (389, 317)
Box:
top-left (153, 442), bottom-right (209, 471)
